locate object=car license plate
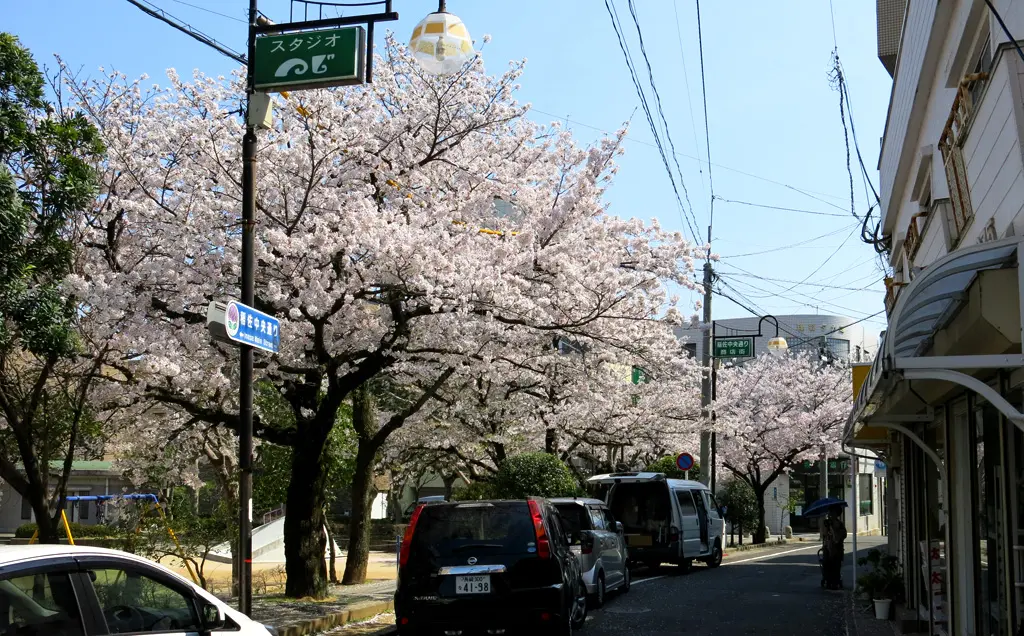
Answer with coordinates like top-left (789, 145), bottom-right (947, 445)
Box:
top-left (455, 575), bottom-right (491, 594)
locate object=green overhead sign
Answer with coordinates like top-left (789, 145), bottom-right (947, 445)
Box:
top-left (254, 27), bottom-right (365, 92)
top-left (713, 336), bottom-right (753, 359)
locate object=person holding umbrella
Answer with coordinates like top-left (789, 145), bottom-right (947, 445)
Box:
top-left (805, 496), bottom-right (848, 590)
top-left (820, 504), bottom-right (848, 589)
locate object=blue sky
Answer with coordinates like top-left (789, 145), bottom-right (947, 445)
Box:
top-left (6, 0), bottom-right (893, 335)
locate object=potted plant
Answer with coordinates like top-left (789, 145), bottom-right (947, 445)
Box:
top-left (857, 548), bottom-right (903, 620)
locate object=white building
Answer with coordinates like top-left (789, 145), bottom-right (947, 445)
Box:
top-left (674, 313), bottom-right (879, 363)
top-left (676, 315), bottom-right (884, 538)
top-left (846, 1), bottom-right (1024, 633)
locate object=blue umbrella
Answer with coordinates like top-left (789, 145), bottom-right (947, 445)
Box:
top-left (802, 496), bottom-right (848, 518)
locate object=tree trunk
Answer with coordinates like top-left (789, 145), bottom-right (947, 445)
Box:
top-left (545, 428), bottom-right (556, 454)
top-left (341, 444), bottom-right (376, 585)
top-left (442, 473), bottom-right (456, 501)
top-left (753, 486), bottom-right (768, 544)
top-left (283, 428), bottom-right (331, 598)
top-left (325, 517), bottom-right (340, 584)
top-left (29, 486), bottom-right (59, 544)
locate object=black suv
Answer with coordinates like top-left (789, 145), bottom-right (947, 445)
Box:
top-left (395, 498), bottom-right (588, 635)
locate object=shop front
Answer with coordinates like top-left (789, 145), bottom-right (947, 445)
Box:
top-left (846, 237), bottom-right (1024, 636)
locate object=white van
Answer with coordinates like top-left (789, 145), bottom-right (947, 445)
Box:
top-left (587, 472), bottom-right (726, 571)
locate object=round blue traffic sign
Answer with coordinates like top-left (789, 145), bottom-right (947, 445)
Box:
top-left (676, 452), bottom-right (694, 472)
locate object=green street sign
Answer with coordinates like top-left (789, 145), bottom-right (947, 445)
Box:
top-left (713, 336), bottom-right (753, 358)
top-left (254, 27), bottom-right (365, 92)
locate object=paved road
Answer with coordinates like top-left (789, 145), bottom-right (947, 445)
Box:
top-left (582, 536), bottom-right (888, 636)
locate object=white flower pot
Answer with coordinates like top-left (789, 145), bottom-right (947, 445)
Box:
top-left (873, 598), bottom-right (892, 620)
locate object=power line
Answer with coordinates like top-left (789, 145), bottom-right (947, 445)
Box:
top-left (695, 0), bottom-right (714, 241)
top-left (124, 0), bottom-right (246, 64)
top-left (672, 0), bottom-right (707, 209)
top-left (775, 225), bottom-right (859, 295)
top-left (169, 0), bottom-right (247, 23)
top-left (719, 270), bottom-right (884, 293)
top-left (714, 196), bottom-right (850, 218)
top-left (723, 274), bottom-right (882, 320)
top-left (717, 222), bottom-right (858, 258)
top-left (604, 0), bottom-right (702, 246)
top-left (718, 257), bottom-right (883, 294)
top-left (528, 107), bottom-right (850, 208)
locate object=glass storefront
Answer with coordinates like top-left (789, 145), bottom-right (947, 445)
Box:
top-left (972, 402), bottom-right (1009, 636)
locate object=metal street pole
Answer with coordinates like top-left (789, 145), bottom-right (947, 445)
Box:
top-left (699, 260), bottom-right (713, 486)
top-left (238, 0), bottom-right (258, 617)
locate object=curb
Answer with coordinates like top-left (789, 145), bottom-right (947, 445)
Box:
top-left (722, 539), bottom-right (790, 555)
top-left (273, 599), bottom-right (394, 636)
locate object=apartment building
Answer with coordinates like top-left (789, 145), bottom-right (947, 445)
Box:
top-left (846, 1), bottom-right (1024, 634)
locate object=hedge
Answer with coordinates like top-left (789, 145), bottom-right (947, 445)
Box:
top-left (15, 522), bottom-right (119, 539)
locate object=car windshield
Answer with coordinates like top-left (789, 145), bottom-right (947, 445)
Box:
top-left (411, 502), bottom-right (537, 559)
top-left (552, 503), bottom-right (590, 544)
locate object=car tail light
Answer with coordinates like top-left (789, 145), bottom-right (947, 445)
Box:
top-left (581, 532), bottom-right (594, 555)
top-left (527, 500), bottom-right (550, 559)
top-left (399, 504), bottom-right (424, 568)
top-left (669, 526), bottom-right (679, 542)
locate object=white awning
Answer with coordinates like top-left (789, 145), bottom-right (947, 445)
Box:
top-left (846, 236), bottom-right (1024, 444)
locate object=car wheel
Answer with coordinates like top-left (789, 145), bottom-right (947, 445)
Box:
top-left (621, 564), bottom-right (631, 594)
top-left (592, 573), bottom-right (606, 608)
top-left (705, 541), bottom-right (723, 568)
top-left (570, 578), bottom-right (588, 629)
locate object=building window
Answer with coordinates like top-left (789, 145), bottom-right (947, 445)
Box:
top-left (20, 496), bottom-right (31, 520)
top-left (859, 473), bottom-right (874, 516)
top-left (969, 34), bottom-right (992, 109)
top-left (683, 343), bottom-right (697, 358)
top-left (826, 338), bottom-right (850, 362)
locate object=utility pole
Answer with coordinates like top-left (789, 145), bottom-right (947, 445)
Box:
top-left (699, 258), bottom-right (713, 486)
top-left (238, 0), bottom-right (258, 616)
top-left (820, 447), bottom-right (828, 500)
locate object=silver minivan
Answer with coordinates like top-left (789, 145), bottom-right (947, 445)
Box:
top-left (550, 497), bottom-right (630, 607)
top-left (588, 472), bottom-right (726, 571)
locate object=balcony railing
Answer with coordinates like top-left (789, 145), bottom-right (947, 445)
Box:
top-left (938, 72), bottom-right (988, 247)
top-left (884, 276), bottom-right (907, 316)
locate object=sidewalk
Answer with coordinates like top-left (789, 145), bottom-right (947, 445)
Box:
top-left (251, 579), bottom-right (397, 636)
top-left (844, 593), bottom-right (898, 636)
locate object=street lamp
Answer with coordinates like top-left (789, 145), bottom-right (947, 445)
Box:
top-left (409, 0), bottom-right (475, 74)
top-left (767, 336), bottom-right (789, 356)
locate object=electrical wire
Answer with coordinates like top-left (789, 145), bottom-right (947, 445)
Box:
top-left (695, 0), bottom-right (715, 240)
top-left (717, 223), bottom-right (858, 259)
top-left (169, 0), bottom-right (246, 23)
top-left (719, 271), bottom-right (884, 293)
top-left (604, 0), bottom-right (702, 246)
top-left (722, 274), bottom-right (883, 320)
top-left (672, 0), bottom-right (708, 208)
top-left (527, 108), bottom-right (849, 208)
top-left (123, 0), bottom-right (246, 64)
top-left (714, 196), bottom-right (850, 218)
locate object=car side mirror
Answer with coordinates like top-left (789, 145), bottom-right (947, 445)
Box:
top-left (199, 601), bottom-right (226, 631)
top-left (615, 521), bottom-right (624, 534)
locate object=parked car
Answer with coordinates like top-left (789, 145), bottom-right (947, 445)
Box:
top-left (0, 544), bottom-right (277, 635)
top-left (402, 495), bottom-right (447, 520)
top-left (549, 497), bottom-right (630, 606)
top-left (395, 498), bottom-right (588, 635)
top-left (588, 472), bottom-right (726, 571)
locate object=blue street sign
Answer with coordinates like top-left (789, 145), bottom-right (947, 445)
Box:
top-left (676, 452), bottom-right (694, 472)
top-left (224, 300), bottom-right (280, 354)
top-left (874, 459), bottom-right (886, 470)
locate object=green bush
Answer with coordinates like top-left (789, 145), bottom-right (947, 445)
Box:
top-left (452, 480), bottom-right (498, 501)
top-left (15, 521), bottom-right (119, 539)
top-left (493, 453), bottom-right (581, 499)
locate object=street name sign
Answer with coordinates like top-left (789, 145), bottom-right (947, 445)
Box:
top-left (713, 336), bottom-right (753, 358)
top-left (207, 300), bottom-right (281, 354)
top-left (254, 27), bottom-right (365, 91)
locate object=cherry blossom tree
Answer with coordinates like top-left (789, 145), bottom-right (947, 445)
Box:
top-left (713, 352), bottom-right (851, 543)
top-left (68, 35), bottom-right (700, 596)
